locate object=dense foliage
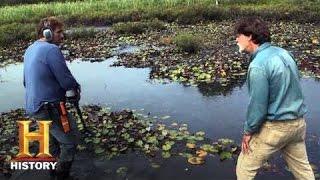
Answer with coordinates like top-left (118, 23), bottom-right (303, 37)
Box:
top-left (0, 0), bottom-right (319, 45)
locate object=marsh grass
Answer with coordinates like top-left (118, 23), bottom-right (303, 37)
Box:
top-left (0, 0), bottom-right (319, 44)
top-left (174, 33), bottom-right (201, 53)
top-left (113, 22), bottom-right (147, 35)
top-left (113, 19), bottom-right (166, 35)
top-left (0, 0), bottom-right (85, 6)
top-left (67, 27), bottom-right (99, 39)
top-left (0, 23), bottom-right (35, 43)
top-left (1, 0), bottom-right (319, 25)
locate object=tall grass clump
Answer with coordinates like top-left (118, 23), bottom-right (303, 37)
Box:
top-left (147, 18), bottom-right (166, 30)
top-left (66, 27), bottom-right (99, 39)
top-left (0, 0), bottom-right (85, 6)
top-left (0, 23), bottom-right (35, 45)
top-left (113, 19), bottom-right (166, 34)
top-left (113, 22), bottom-right (147, 35)
top-left (174, 33), bottom-right (201, 53)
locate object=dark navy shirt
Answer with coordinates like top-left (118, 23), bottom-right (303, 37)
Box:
top-left (23, 41), bottom-right (78, 114)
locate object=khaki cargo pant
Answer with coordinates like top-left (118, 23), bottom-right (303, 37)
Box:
top-left (236, 117), bottom-right (315, 180)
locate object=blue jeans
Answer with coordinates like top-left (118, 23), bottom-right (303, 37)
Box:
top-left (31, 106), bottom-right (80, 163)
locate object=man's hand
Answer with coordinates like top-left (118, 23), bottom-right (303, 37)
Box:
top-left (241, 133), bottom-right (252, 154)
top-left (66, 88), bottom-right (81, 104)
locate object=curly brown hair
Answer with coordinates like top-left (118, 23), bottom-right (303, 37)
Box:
top-left (235, 17), bottom-right (271, 45)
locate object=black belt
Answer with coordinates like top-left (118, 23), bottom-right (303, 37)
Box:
top-left (266, 117), bottom-right (302, 122)
top-left (42, 102), bottom-right (66, 116)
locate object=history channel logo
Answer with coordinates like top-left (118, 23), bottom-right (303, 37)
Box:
top-left (10, 121), bottom-right (57, 170)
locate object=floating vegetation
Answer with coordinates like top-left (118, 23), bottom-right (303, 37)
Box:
top-left (0, 105), bottom-right (240, 177)
top-left (108, 21), bottom-right (319, 88)
top-left (0, 155), bottom-right (11, 179)
top-left (71, 105), bottom-right (240, 163)
top-left (0, 21), bottom-right (319, 88)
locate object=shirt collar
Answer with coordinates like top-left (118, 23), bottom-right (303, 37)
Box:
top-left (249, 42), bottom-right (271, 61)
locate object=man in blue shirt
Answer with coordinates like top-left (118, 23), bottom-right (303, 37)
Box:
top-left (235, 17), bottom-right (315, 180)
top-left (24, 17), bottom-right (80, 180)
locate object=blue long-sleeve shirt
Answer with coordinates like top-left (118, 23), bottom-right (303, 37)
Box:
top-left (23, 41), bottom-right (78, 114)
top-left (245, 42), bottom-right (307, 134)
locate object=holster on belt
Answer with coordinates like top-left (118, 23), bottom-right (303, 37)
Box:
top-left (59, 102), bottom-right (70, 133)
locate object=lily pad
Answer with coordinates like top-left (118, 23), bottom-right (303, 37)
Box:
top-left (218, 138), bottom-right (234, 145)
top-left (195, 131), bottom-right (205, 136)
top-left (219, 151), bottom-right (232, 161)
top-left (179, 153), bottom-right (193, 158)
top-left (94, 147), bottom-right (105, 154)
top-left (196, 150), bottom-right (208, 157)
top-left (151, 163), bottom-right (161, 168)
top-left (162, 152), bottom-right (171, 158)
top-left (116, 167), bottom-right (128, 174)
top-left (187, 157), bottom-right (205, 165)
top-left (162, 116), bottom-right (171, 120)
top-left (186, 143), bottom-right (196, 149)
top-left (162, 144), bottom-right (172, 151)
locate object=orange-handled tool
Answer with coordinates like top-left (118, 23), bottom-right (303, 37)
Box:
top-left (60, 102), bottom-right (70, 133)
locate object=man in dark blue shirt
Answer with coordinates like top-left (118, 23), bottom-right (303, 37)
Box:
top-left (24, 17), bottom-right (80, 180)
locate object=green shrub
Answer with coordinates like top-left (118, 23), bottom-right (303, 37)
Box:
top-left (0, 0), bottom-right (320, 44)
top-left (113, 21), bottom-right (147, 35)
top-left (67, 27), bottom-right (99, 39)
top-left (174, 33), bottom-right (201, 53)
top-left (176, 5), bottom-right (209, 24)
top-left (0, 23), bottom-right (35, 45)
top-left (0, 0), bottom-right (85, 6)
top-left (147, 18), bottom-right (166, 30)
top-left (113, 19), bottom-right (166, 35)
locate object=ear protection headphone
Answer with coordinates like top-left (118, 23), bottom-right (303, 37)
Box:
top-left (42, 18), bottom-right (53, 41)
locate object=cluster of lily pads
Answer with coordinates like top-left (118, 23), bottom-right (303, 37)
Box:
top-left (0, 20), bottom-right (319, 86)
top-left (0, 105), bottom-right (240, 177)
top-left (0, 41), bottom-right (28, 67)
top-left (107, 21), bottom-right (320, 88)
top-left (0, 109), bottom-right (26, 178)
top-left (151, 57), bottom-right (247, 87)
top-left (269, 21), bottom-right (320, 77)
top-left (0, 155), bottom-right (11, 178)
top-left (71, 105), bottom-right (240, 163)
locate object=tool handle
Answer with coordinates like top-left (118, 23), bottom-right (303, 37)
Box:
top-left (60, 102), bottom-right (67, 115)
top-left (60, 102), bottom-right (70, 133)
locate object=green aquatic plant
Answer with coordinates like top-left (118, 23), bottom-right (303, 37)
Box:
top-left (0, 105), bottom-right (239, 175)
top-left (174, 33), bottom-right (201, 53)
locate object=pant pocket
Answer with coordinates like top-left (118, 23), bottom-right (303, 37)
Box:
top-left (263, 128), bottom-right (289, 147)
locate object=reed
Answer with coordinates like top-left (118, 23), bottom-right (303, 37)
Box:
top-left (0, 0), bottom-right (319, 45)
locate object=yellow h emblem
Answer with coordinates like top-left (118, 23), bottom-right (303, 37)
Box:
top-left (16, 121), bottom-right (52, 158)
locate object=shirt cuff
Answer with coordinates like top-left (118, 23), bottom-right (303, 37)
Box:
top-left (243, 130), bottom-right (252, 135)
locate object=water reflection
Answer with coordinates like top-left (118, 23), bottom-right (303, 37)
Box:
top-left (0, 59), bottom-right (319, 138)
top-left (1, 58), bottom-right (320, 179)
top-left (197, 78), bottom-right (246, 97)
